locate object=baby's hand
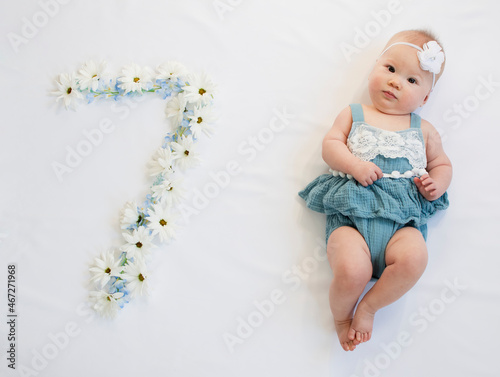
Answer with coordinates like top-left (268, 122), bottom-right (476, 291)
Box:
top-left (414, 174), bottom-right (438, 200)
top-left (352, 161), bottom-right (383, 187)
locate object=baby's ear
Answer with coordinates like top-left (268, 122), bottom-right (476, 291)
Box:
top-left (421, 93), bottom-right (430, 106)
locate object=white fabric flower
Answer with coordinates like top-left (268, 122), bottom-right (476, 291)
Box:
top-left (147, 204), bottom-right (177, 243)
top-left (117, 63), bottom-right (153, 94)
top-left (53, 73), bottom-right (83, 110)
top-left (120, 226), bottom-right (155, 260)
top-left (183, 72), bottom-right (216, 105)
top-left (76, 60), bottom-right (107, 91)
top-left (188, 106), bottom-right (216, 138)
top-left (89, 290), bottom-right (124, 319)
top-left (170, 135), bottom-right (202, 170)
top-left (151, 176), bottom-right (184, 205)
top-left (417, 41), bottom-right (444, 74)
top-left (156, 61), bottom-right (188, 81)
top-left (165, 93), bottom-right (187, 126)
top-left (347, 128), bottom-right (377, 154)
top-left (378, 131), bottom-right (405, 152)
top-left (120, 201), bottom-right (141, 229)
top-left (89, 250), bottom-right (122, 288)
top-left (149, 146), bottom-right (177, 176)
top-left (121, 259), bottom-right (149, 298)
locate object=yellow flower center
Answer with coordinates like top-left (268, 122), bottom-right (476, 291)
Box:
top-left (138, 274), bottom-right (145, 282)
top-left (199, 88), bottom-right (206, 95)
top-left (133, 77), bottom-right (140, 83)
top-left (184, 150), bottom-right (189, 156)
top-left (105, 267), bottom-right (111, 274)
top-left (67, 87), bottom-right (72, 94)
top-left (197, 117), bottom-right (203, 124)
top-left (159, 219), bottom-right (167, 226)
top-left (135, 241), bottom-right (143, 248)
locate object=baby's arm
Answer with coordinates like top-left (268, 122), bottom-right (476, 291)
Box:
top-left (322, 107), bottom-right (383, 187)
top-left (414, 121), bottom-right (452, 201)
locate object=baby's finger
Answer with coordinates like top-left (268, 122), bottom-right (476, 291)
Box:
top-left (413, 177), bottom-right (422, 188)
top-left (424, 183), bottom-right (436, 192)
top-left (426, 189), bottom-right (437, 198)
top-left (420, 177), bottom-right (433, 187)
top-left (419, 174), bottom-right (430, 182)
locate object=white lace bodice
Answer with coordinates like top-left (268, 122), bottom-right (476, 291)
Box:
top-left (347, 122), bottom-right (427, 170)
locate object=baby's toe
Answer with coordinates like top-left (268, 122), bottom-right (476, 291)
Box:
top-left (347, 327), bottom-right (356, 341)
top-left (356, 331), bottom-right (363, 342)
top-left (360, 332), bottom-right (371, 343)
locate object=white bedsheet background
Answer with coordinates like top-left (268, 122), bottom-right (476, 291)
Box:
top-left (1, 1), bottom-right (498, 376)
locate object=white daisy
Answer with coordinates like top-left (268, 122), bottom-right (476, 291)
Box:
top-left (147, 204), bottom-right (177, 243)
top-left (149, 146), bottom-right (177, 176)
top-left (121, 259), bottom-right (149, 298)
top-left (183, 72), bottom-right (216, 105)
top-left (156, 61), bottom-right (188, 81)
top-left (120, 226), bottom-right (155, 260)
top-left (120, 201), bottom-right (142, 229)
top-left (170, 135), bottom-right (202, 171)
top-left (53, 73), bottom-right (83, 110)
top-left (89, 250), bottom-right (122, 288)
top-left (188, 106), bottom-right (217, 138)
top-left (117, 63), bottom-right (153, 94)
top-left (89, 290), bottom-right (124, 319)
top-left (151, 176), bottom-right (185, 206)
top-left (76, 60), bottom-right (107, 92)
top-left (165, 93), bottom-right (187, 127)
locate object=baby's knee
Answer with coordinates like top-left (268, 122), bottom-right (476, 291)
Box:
top-left (396, 246), bottom-right (427, 276)
top-left (387, 227), bottom-right (428, 276)
top-left (401, 247), bottom-right (428, 277)
top-left (333, 259), bottom-right (372, 291)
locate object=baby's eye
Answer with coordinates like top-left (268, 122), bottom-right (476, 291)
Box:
top-left (408, 77), bottom-right (417, 84)
top-left (387, 65), bottom-right (395, 73)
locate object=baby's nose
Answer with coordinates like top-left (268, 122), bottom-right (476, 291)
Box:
top-left (388, 78), bottom-right (401, 90)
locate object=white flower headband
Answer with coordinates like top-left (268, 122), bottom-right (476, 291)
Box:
top-left (380, 40), bottom-right (445, 90)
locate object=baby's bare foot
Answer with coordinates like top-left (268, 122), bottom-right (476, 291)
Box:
top-left (334, 318), bottom-right (360, 351)
top-left (349, 301), bottom-right (376, 343)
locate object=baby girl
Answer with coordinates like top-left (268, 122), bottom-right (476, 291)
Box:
top-left (299, 29), bottom-right (452, 351)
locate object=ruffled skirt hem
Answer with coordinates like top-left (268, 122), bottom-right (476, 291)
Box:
top-left (298, 173), bottom-right (448, 227)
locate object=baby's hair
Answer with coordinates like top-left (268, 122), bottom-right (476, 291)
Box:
top-left (385, 29), bottom-right (446, 82)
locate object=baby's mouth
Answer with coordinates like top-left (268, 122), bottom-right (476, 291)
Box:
top-left (383, 90), bottom-right (397, 99)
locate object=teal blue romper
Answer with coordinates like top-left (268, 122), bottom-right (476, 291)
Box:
top-left (299, 104), bottom-right (449, 278)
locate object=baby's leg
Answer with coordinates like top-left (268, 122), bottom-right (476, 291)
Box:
top-left (327, 226), bottom-right (372, 351)
top-left (350, 227), bottom-right (428, 343)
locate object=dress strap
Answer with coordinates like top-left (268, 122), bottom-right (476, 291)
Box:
top-left (410, 112), bottom-right (421, 128)
top-left (349, 104), bottom-right (364, 123)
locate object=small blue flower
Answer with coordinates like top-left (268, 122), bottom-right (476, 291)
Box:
top-left (86, 92), bottom-right (96, 104)
top-left (152, 174), bottom-right (165, 187)
top-left (181, 118), bottom-right (190, 128)
top-left (154, 79), bottom-right (174, 99)
top-left (162, 133), bottom-right (175, 148)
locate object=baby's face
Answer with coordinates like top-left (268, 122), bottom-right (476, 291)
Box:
top-left (368, 44), bottom-right (433, 115)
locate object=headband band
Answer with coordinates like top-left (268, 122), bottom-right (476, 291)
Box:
top-left (379, 41), bottom-right (444, 90)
